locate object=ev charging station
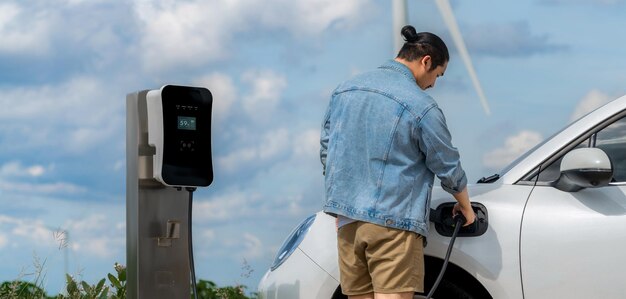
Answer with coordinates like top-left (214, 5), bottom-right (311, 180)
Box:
top-left (126, 85), bottom-right (213, 298)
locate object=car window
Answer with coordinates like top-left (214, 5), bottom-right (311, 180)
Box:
top-left (535, 115), bottom-right (626, 183)
top-left (535, 140), bottom-right (587, 182)
top-left (595, 116), bottom-right (626, 182)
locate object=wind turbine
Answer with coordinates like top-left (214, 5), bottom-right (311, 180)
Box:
top-left (392, 0), bottom-right (491, 115)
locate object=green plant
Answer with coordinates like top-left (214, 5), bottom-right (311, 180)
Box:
top-left (195, 280), bottom-right (255, 299)
top-left (61, 274), bottom-right (108, 299)
top-left (0, 253), bottom-right (54, 299)
top-left (0, 280), bottom-right (50, 299)
top-left (56, 263), bottom-right (126, 299)
top-left (106, 263), bottom-right (126, 299)
top-left (3, 261), bottom-right (257, 299)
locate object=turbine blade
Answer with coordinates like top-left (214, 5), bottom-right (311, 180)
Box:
top-left (434, 0), bottom-right (491, 115)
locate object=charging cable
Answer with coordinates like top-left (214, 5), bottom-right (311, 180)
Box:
top-left (186, 187), bottom-right (199, 299)
top-left (425, 213), bottom-right (466, 299)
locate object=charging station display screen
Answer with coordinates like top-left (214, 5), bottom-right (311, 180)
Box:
top-left (160, 85), bottom-right (213, 187)
top-left (178, 116), bottom-right (196, 130)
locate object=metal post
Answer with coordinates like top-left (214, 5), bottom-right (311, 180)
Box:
top-left (126, 91), bottom-right (191, 299)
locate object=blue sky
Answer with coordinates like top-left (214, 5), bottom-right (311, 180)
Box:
top-left (0, 0), bottom-right (625, 294)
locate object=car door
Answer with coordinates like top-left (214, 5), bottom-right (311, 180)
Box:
top-left (520, 114), bottom-right (626, 298)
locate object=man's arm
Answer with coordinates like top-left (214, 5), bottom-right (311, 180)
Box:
top-left (451, 187), bottom-right (476, 226)
top-left (416, 106), bottom-right (475, 225)
top-left (416, 106), bottom-right (467, 194)
top-left (320, 105), bottom-right (331, 175)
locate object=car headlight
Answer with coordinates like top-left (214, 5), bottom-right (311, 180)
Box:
top-left (271, 214), bottom-right (317, 271)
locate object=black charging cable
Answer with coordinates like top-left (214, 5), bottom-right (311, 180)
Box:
top-left (426, 213), bottom-right (466, 299)
top-left (186, 187), bottom-right (199, 299)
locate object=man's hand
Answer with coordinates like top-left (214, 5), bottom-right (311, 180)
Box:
top-left (452, 187), bottom-right (476, 226)
top-left (452, 202), bottom-right (476, 226)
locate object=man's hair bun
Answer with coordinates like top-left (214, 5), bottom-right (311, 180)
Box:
top-left (401, 25), bottom-right (419, 43)
top-left (397, 25), bottom-right (449, 70)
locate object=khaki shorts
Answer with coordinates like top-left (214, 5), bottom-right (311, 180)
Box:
top-left (337, 221), bottom-right (424, 296)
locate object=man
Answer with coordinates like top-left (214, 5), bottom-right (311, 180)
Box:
top-left (320, 26), bottom-right (476, 299)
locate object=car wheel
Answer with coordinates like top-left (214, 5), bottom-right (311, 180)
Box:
top-left (414, 279), bottom-right (475, 299)
top-left (333, 279), bottom-right (475, 299)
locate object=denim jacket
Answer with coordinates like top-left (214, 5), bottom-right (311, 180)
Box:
top-left (320, 60), bottom-right (467, 237)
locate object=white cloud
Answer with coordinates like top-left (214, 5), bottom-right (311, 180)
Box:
top-left (0, 1), bottom-right (134, 64)
top-left (192, 69), bottom-right (288, 124)
top-left (194, 191), bottom-right (260, 222)
top-left (0, 76), bottom-right (123, 153)
top-left (0, 234), bottom-right (7, 248)
top-left (217, 128), bottom-right (290, 173)
top-left (217, 148), bottom-right (258, 173)
top-left (293, 129), bottom-right (321, 158)
top-left (133, 0), bottom-right (373, 72)
top-left (0, 161), bottom-right (84, 195)
top-left (63, 0), bottom-right (108, 6)
top-left (0, 216), bottom-right (59, 248)
top-left (79, 237), bottom-right (121, 258)
top-left (255, 0), bottom-right (370, 35)
top-left (27, 165), bottom-right (45, 177)
top-left (258, 129), bottom-right (290, 159)
top-left (192, 72), bottom-right (238, 122)
top-left (0, 2), bottom-right (51, 55)
top-left (67, 125), bottom-right (120, 153)
top-left (540, 0), bottom-right (624, 5)
top-left (134, 0), bottom-right (234, 71)
top-left (285, 195), bottom-right (305, 216)
top-left (464, 21), bottom-right (566, 57)
top-left (241, 70), bottom-right (288, 120)
top-left (201, 229), bottom-right (216, 243)
top-left (0, 181), bottom-right (85, 195)
top-left (0, 161), bottom-right (48, 178)
top-left (65, 214), bottom-right (108, 233)
top-left (113, 160), bottom-right (125, 172)
top-left (11, 222), bottom-right (55, 246)
top-left (570, 89), bottom-right (613, 122)
top-left (241, 233), bottom-right (263, 259)
top-left (0, 201), bottom-right (125, 263)
top-left (63, 214), bottom-right (125, 258)
top-left (483, 130), bottom-right (543, 169)
top-left (0, 215), bottom-right (17, 224)
top-left (0, 77), bottom-right (110, 123)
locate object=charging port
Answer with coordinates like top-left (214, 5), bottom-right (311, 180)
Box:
top-left (430, 202), bottom-right (488, 237)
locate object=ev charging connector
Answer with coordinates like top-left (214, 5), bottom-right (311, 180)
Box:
top-left (127, 85), bottom-right (213, 299)
top-left (425, 202), bottom-right (488, 298)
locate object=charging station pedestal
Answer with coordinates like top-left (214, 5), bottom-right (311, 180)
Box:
top-left (127, 86), bottom-right (213, 299)
top-left (127, 90), bottom-right (190, 298)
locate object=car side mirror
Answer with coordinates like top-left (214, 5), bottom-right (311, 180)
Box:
top-left (554, 148), bottom-right (613, 192)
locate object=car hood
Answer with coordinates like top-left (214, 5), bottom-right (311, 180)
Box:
top-left (431, 182), bottom-right (502, 204)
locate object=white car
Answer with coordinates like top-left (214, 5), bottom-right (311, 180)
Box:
top-left (258, 94), bottom-right (626, 299)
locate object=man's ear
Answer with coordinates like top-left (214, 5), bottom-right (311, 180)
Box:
top-left (420, 55), bottom-right (432, 70)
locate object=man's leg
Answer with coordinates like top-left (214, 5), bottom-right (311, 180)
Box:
top-left (339, 222), bottom-right (375, 297)
top-left (349, 292), bottom-right (414, 299)
top-left (348, 293), bottom-right (375, 299)
top-left (362, 223), bottom-right (424, 297)
top-left (374, 292), bottom-right (414, 299)
top-left (341, 223), bottom-right (423, 299)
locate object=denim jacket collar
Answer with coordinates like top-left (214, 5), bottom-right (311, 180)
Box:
top-left (379, 60), bottom-right (416, 84)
